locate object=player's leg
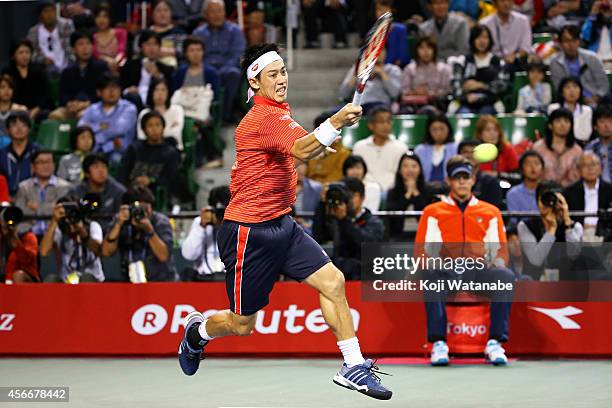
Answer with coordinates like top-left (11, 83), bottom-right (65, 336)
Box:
top-left (477, 266), bottom-right (515, 365)
top-left (304, 263), bottom-right (355, 341)
top-left (199, 310), bottom-right (257, 338)
top-left (282, 218), bottom-right (392, 400)
top-left (178, 219), bottom-right (286, 376)
top-left (423, 268), bottom-right (452, 366)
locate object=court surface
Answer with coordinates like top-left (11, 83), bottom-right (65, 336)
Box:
top-left (2, 357), bottom-right (611, 408)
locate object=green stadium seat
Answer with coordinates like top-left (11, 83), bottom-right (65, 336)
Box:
top-left (497, 114), bottom-right (546, 144)
top-left (182, 117), bottom-right (197, 166)
top-left (48, 78), bottom-right (60, 109)
top-left (448, 114), bottom-right (479, 142)
top-left (506, 71), bottom-right (555, 112)
top-left (533, 33), bottom-right (553, 44)
top-left (341, 119), bottom-right (370, 149)
top-left (36, 119), bottom-right (73, 154)
top-left (180, 117), bottom-right (199, 196)
top-left (154, 186), bottom-right (168, 213)
top-left (393, 115), bottom-right (427, 147)
top-left (507, 71), bottom-right (529, 112)
top-left (408, 35), bottom-right (417, 55)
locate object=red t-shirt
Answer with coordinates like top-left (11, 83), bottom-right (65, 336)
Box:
top-left (223, 96), bottom-right (309, 223)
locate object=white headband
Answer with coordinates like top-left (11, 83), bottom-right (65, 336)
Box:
top-left (246, 51), bottom-right (284, 102)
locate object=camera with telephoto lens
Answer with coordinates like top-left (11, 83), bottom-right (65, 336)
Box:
top-left (541, 188), bottom-right (562, 208)
top-left (62, 193), bottom-right (100, 224)
top-left (129, 201), bottom-right (147, 221)
top-left (0, 204), bottom-right (23, 226)
top-left (325, 183), bottom-right (352, 210)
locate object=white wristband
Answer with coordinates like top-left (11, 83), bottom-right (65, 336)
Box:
top-left (313, 119), bottom-right (341, 147)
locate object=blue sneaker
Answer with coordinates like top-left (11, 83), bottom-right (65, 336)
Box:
top-left (178, 311), bottom-right (207, 376)
top-left (333, 359), bottom-right (392, 400)
top-left (430, 340), bottom-right (450, 366)
top-left (484, 339), bottom-right (508, 366)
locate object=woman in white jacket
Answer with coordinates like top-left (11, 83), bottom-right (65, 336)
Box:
top-left (137, 77), bottom-right (185, 150)
top-left (548, 77), bottom-right (592, 145)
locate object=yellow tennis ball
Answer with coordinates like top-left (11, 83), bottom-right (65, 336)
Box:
top-left (473, 143), bottom-right (499, 163)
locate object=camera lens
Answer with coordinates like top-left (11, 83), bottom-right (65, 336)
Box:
top-left (541, 191), bottom-right (558, 208)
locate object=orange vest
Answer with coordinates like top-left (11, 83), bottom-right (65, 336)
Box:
top-left (415, 195), bottom-right (509, 266)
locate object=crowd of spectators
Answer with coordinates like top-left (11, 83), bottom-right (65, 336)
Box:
top-left (1, 0), bottom-right (612, 286)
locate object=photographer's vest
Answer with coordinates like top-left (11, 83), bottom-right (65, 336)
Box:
top-left (521, 218), bottom-right (567, 280)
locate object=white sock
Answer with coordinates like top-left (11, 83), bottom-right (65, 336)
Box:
top-left (198, 318), bottom-right (214, 341)
top-left (337, 337), bottom-right (365, 368)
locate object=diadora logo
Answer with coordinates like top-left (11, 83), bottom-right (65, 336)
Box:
top-left (529, 306), bottom-right (583, 330)
top-left (131, 304), bottom-right (360, 336)
top-left (0, 314), bottom-right (16, 331)
top-left (447, 322), bottom-right (487, 338)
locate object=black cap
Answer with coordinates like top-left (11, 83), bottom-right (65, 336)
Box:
top-left (448, 162), bottom-right (473, 178)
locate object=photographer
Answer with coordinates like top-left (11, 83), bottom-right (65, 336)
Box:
top-left (0, 203), bottom-right (39, 284)
top-left (101, 185), bottom-right (177, 282)
top-left (181, 186), bottom-right (230, 281)
top-left (40, 194), bottom-right (104, 283)
top-left (517, 181), bottom-right (583, 280)
top-left (313, 177), bottom-right (385, 280)
top-left (14, 150), bottom-right (71, 239)
top-left (71, 153), bottom-right (126, 231)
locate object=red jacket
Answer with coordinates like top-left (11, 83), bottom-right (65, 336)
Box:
top-left (415, 195), bottom-right (509, 266)
top-left (0, 175), bottom-right (8, 202)
top-left (4, 232), bottom-right (39, 282)
top-left (479, 143), bottom-right (519, 173)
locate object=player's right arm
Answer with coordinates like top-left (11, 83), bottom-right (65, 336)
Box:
top-left (260, 103), bottom-right (362, 161)
top-left (290, 104), bottom-right (362, 161)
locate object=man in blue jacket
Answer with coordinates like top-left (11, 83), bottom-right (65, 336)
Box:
top-left (78, 74), bottom-right (137, 166)
top-left (194, 0), bottom-right (246, 122)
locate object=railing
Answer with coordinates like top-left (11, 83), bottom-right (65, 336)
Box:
top-left (18, 210), bottom-right (612, 221)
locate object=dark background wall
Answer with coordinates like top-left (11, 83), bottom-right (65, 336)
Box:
top-left (0, 1), bottom-right (39, 67)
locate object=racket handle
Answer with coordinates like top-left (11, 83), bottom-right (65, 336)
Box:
top-left (352, 91), bottom-right (363, 107)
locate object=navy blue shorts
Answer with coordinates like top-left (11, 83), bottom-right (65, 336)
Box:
top-left (217, 215), bottom-right (331, 316)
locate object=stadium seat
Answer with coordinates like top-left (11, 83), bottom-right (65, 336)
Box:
top-left (608, 70), bottom-right (612, 90)
top-left (532, 33), bottom-right (554, 44)
top-left (506, 71), bottom-right (555, 112)
top-left (48, 78), bottom-right (60, 109)
top-left (448, 114), bottom-right (479, 142)
top-left (506, 71), bottom-right (529, 112)
top-left (180, 117), bottom-right (199, 196)
top-left (154, 186), bottom-right (168, 213)
top-left (497, 114), bottom-right (546, 144)
top-left (182, 117), bottom-right (197, 166)
top-left (36, 119), bottom-right (74, 154)
top-left (393, 115), bottom-right (427, 147)
top-left (408, 35), bottom-right (417, 55)
top-left (341, 119), bottom-right (371, 149)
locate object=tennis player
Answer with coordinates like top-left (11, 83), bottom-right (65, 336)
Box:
top-left (178, 43), bottom-right (392, 400)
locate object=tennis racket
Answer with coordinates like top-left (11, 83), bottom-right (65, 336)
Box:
top-left (351, 12), bottom-right (393, 107)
